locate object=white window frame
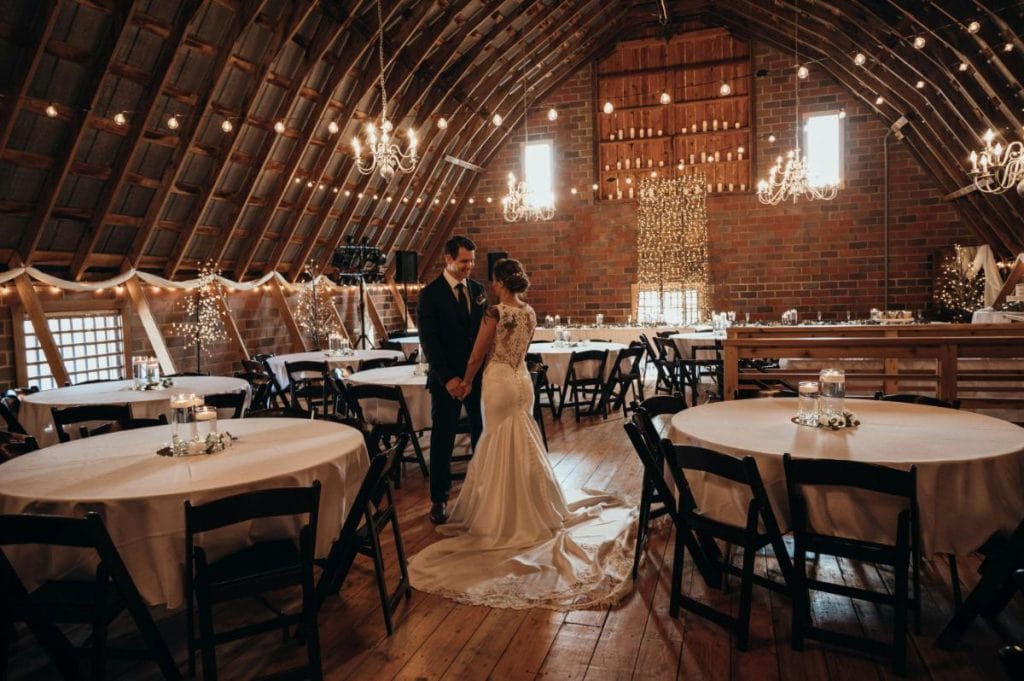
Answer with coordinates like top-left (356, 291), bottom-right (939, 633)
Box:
top-left (523, 139), bottom-right (555, 207)
top-left (632, 284), bottom-right (701, 326)
top-left (802, 110), bottom-right (845, 188)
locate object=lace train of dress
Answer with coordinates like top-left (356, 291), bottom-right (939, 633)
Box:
top-left (407, 304), bottom-right (636, 610)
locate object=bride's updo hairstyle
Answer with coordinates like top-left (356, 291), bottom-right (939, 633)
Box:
top-left (492, 258), bottom-right (530, 293)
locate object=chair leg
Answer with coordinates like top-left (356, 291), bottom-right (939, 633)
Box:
top-left (736, 545), bottom-right (756, 651)
top-left (893, 543), bottom-right (910, 676)
top-left (91, 612), bottom-right (108, 681)
top-left (368, 528), bottom-right (395, 636)
top-left (948, 554), bottom-right (962, 611)
top-left (633, 482), bottom-right (652, 579)
top-left (302, 564), bottom-right (323, 681)
top-left (670, 527), bottom-right (685, 619)
top-left (197, 582), bottom-right (218, 681)
top-left (791, 542), bottom-right (807, 651)
top-left (389, 508), bottom-right (412, 603)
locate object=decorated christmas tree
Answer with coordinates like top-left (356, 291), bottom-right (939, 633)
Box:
top-left (173, 262), bottom-right (227, 371)
top-left (934, 244), bottom-right (984, 323)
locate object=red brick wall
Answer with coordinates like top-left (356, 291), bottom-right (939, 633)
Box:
top-left (456, 40), bottom-right (975, 323)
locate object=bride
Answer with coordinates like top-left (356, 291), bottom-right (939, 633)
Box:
top-left (407, 258), bottom-right (636, 610)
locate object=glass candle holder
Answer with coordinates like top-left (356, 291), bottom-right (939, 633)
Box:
top-left (797, 381), bottom-right (820, 425)
top-left (819, 369), bottom-right (846, 418)
top-left (170, 393), bottom-right (193, 448)
top-left (193, 406), bottom-right (218, 441)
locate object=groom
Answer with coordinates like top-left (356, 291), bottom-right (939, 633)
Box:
top-left (417, 235), bottom-right (485, 524)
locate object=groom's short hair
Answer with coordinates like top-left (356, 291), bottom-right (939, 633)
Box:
top-left (445, 236), bottom-right (476, 258)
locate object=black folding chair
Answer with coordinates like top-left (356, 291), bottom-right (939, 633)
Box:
top-left (344, 383), bottom-right (427, 487)
top-left (0, 512), bottom-right (181, 680)
top-left (527, 362), bottom-right (550, 450)
top-left (316, 444), bottom-right (410, 635)
top-left (246, 407), bottom-right (314, 419)
top-left (1, 391), bottom-right (32, 436)
top-left (0, 430), bottom-right (39, 461)
top-left (526, 352), bottom-right (559, 420)
top-left (85, 414), bottom-right (169, 437)
top-left (661, 440), bottom-right (793, 650)
top-left (875, 392), bottom-right (961, 410)
top-left (237, 358), bottom-right (279, 410)
top-left (184, 483), bottom-right (322, 681)
top-left (253, 356), bottom-right (289, 409)
top-left (356, 357), bottom-right (399, 372)
top-left (601, 345), bottom-right (645, 417)
top-left (50, 404), bottom-right (133, 443)
top-left (164, 372), bottom-right (210, 378)
top-left (557, 349), bottom-right (609, 422)
top-left (284, 361), bottom-right (331, 415)
top-left (784, 454), bottom-right (920, 674)
top-left (643, 334), bottom-right (677, 395)
top-left (202, 391), bottom-right (247, 419)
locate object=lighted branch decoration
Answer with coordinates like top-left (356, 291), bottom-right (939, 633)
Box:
top-left (934, 244), bottom-right (984, 323)
top-left (635, 174), bottom-right (710, 323)
top-left (295, 265), bottom-right (340, 350)
top-left (172, 262), bottom-right (227, 372)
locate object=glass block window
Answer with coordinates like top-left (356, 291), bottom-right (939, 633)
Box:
top-left (23, 313), bottom-right (125, 390)
top-left (637, 285), bottom-right (700, 326)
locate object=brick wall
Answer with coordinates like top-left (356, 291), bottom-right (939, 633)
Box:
top-left (456, 40), bottom-right (975, 323)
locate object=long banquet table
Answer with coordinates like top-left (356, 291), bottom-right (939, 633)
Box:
top-left (669, 398), bottom-right (1024, 555)
top-left (20, 376), bottom-right (252, 447)
top-left (0, 418), bottom-right (369, 608)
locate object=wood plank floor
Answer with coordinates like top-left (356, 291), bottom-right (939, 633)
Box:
top-left (8, 389), bottom-right (1024, 680)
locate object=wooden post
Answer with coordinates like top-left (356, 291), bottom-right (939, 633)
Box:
top-left (936, 342), bottom-right (958, 404)
top-left (11, 270), bottom-right (70, 387)
top-left (215, 291), bottom-right (249, 361)
top-left (723, 341), bottom-right (739, 400)
top-left (268, 277), bottom-right (306, 352)
top-left (122, 274), bottom-right (178, 376)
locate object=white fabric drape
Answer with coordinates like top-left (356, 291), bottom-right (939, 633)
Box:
top-left (0, 268), bottom-right (361, 293)
top-left (966, 245), bottom-right (1017, 307)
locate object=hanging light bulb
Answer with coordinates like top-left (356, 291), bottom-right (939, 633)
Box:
top-left (221, 119), bottom-right (233, 133)
top-left (719, 81), bottom-right (732, 96)
top-left (437, 117), bottom-right (448, 129)
top-left (570, 187), bottom-right (577, 194)
top-left (602, 101), bottom-right (614, 114)
top-left (659, 91), bottom-right (671, 105)
top-left (547, 108), bottom-right (558, 121)
top-left (768, 133), bottom-right (776, 143)
top-left (967, 20), bottom-right (981, 33)
top-left (327, 120), bottom-right (340, 135)
top-left (1004, 42), bottom-right (1014, 52)
top-left (273, 120), bottom-right (286, 134)
top-left (591, 183), bottom-right (599, 191)
top-left (853, 52), bottom-right (866, 66)
top-left (958, 61), bottom-right (969, 72)
top-left (491, 113), bottom-right (503, 126)
top-left (913, 36), bottom-right (926, 49)
top-left (797, 65), bottom-right (809, 79)
top-left (45, 104), bottom-right (58, 118)
top-left (876, 95), bottom-right (885, 105)
top-left (166, 115), bottom-right (180, 130)
top-left (113, 111), bottom-right (127, 126)
top-left (838, 108), bottom-right (846, 119)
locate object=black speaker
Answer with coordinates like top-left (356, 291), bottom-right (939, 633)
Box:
top-left (487, 251), bottom-right (508, 280)
top-left (395, 250), bottom-right (419, 284)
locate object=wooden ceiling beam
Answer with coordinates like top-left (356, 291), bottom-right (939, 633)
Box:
top-left (256, 0), bottom-right (463, 278)
top-left (0, 0), bottom-right (59, 151)
top-left (163, 0), bottom-right (346, 278)
top-left (123, 0), bottom-right (300, 271)
top-left (69, 0), bottom-right (207, 280)
top-left (18, 0), bottom-right (140, 266)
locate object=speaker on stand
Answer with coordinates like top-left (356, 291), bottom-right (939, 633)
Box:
top-left (487, 251), bottom-right (509, 281)
top-left (394, 251), bottom-right (419, 331)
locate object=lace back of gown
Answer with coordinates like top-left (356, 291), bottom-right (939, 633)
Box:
top-left (407, 302), bottom-right (637, 611)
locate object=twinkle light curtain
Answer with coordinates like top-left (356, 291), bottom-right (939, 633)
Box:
top-left (635, 174), bottom-right (710, 323)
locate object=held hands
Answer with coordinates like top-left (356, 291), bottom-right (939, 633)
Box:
top-left (445, 377), bottom-right (472, 400)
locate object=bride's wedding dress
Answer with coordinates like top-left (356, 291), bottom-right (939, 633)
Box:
top-left (408, 303), bottom-right (636, 610)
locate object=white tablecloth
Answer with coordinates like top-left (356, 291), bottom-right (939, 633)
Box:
top-left (669, 398), bottom-right (1024, 555)
top-left (393, 337), bottom-right (421, 358)
top-left (265, 350), bottom-right (404, 387)
top-left (20, 377), bottom-right (252, 447)
top-left (669, 331), bottom-right (726, 359)
top-left (532, 326), bottom-right (685, 345)
top-left (528, 341), bottom-right (627, 384)
top-left (973, 309), bottom-right (1024, 324)
top-left (347, 364), bottom-right (431, 430)
top-left (0, 418), bottom-right (368, 607)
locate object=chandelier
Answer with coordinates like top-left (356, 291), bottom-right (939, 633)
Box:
top-left (502, 52), bottom-right (554, 222)
top-left (352, 0), bottom-right (416, 179)
top-left (756, 1), bottom-right (838, 205)
top-left (968, 128), bottom-right (1024, 194)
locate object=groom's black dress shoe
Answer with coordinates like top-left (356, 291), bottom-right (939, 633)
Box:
top-left (429, 501), bottom-right (448, 524)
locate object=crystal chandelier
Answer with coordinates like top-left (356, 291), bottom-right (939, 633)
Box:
top-left (756, 1), bottom-right (838, 205)
top-left (352, 0), bottom-right (416, 179)
top-left (502, 53), bottom-right (554, 222)
top-left (968, 128), bottom-right (1024, 194)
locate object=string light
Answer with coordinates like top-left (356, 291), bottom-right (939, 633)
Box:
top-left (797, 65), bottom-right (809, 79)
top-left (958, 61), bottom-right (969, 71)
top-left (916, 80), bottom-right (925, 89)
top-left (913, 36), bottom-right (926, 49)
top-left (875, 95), bottom-right (885, 105)
top-left (967, 20), bottom-right (981, 33)
top-left (295, 263), bottom-right (340, 350)
top-left (491, 113), bottom-right (503, 126)
top-left (327, 120), bottom-right (339, 134)
top-left (45, 104), bottom-right (58, 118)
top-left (853, 52), bottom-right (866, 66)
top-left (1004, 42), bottom-right (1014, 52)
top-left (113, 111), bottom-right (127, 126)
top-left (437, 117), bottom-right (448, 130)
top-left (602, 101), bottom-right (614, 114)
top-left (547, 108), bottom-right (558, 121)
top-left (221, 119), bottom-right (233, 133)
top-left (768, 133), bottom-right (776, 142)
top-left (719, 81), bottom-right (732, 96)
top-left (659, 91), bottom-right (671, 105)
top-left (570, 187), bottom-right (577, 194)
top-left (273, 120), bottom-right (286, 134)
top-left (838, 109), bottom-right (846, 119)
top-left (166, 115), bottom-right (180, 130)
top-left (172, 261), bottom-right (227, 370)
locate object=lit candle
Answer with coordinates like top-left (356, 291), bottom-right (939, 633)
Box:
top-left (702, 120), bottom-right (708, 132)
top-left (195, 409), bottom-right (216, 421)
top-left (170, 395), bottom-right (192, 409)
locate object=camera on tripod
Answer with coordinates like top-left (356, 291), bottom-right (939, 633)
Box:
top-left (331, 236), bottom-right (387, 284)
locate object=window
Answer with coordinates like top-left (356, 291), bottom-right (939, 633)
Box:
top-left (23, 312), bottom-right (125, 390)
top-left (803, 112), bottom-right (843, 187)
top-left (524, 141), bottom-right (554, 207)
top-left (636, 286), bottom-right (700, 326)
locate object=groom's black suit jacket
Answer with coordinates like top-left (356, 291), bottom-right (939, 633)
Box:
top-left (417, 274), bottom-right (486, 392)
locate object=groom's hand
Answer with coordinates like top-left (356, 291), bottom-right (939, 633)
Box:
top-left (445, 377), bottom-right (464, 400)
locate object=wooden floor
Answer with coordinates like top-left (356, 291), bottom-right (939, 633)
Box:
top-left (8, 390), bottom-right (1024, 680)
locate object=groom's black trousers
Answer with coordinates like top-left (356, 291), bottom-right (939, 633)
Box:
top-left (428, 380), bottom-right (483, 503)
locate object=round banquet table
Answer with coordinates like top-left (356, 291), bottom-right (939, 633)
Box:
top-left (20, 376), bottom-right (252, 447)
top-left (528, 341), bottom-right (627, 384)
top-left (0, 418), bottom-right (369, 608)
top-left (347, 364), bottom-right (431, 430)
top-left (265, 349), bottom-right (404, 387)
top-left (669, 398), bottom-right (1024, 555)
top-left (393, 337), bottom-right (420, 358)
top-left (668, 331), bottom-right (726, 359)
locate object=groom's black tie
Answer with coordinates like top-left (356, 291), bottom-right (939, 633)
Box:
top-left (455, 282), bottom-right (469, 325)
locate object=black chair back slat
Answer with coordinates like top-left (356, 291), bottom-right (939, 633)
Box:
top-left (784, 456), bottom-right (917, 498)
top-left (201, 391), bottom-right (246, 419)
top-left (51, 404), bottom-right (133, 443)
top-left (245, 407), bottom-right (314, 419)
top-left (0, 430), bottom-right (39, 460)
top-left (86, 414), bottom-right (169, 437)
top-left (343, 384), bottom-right (426, 485)
top-left (558, 349), bottom-right (609, 422)
top-left (185, 485), bottom-right (323, 535)
top-left (0, 393), bottom-right (29, 435)
top-left (673, 444), bottom-right (752, 486)
top-left (356, 357), bottom-right (399, 372)
top-left (875, 392), bottom-right (961, 410)
top-left (284, 360), bottom-right (330, 415)
top-left (639, 393), bottom-right (686, 417)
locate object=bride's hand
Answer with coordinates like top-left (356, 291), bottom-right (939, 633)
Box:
top-left (455, 379), bottom-right (471, 399)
